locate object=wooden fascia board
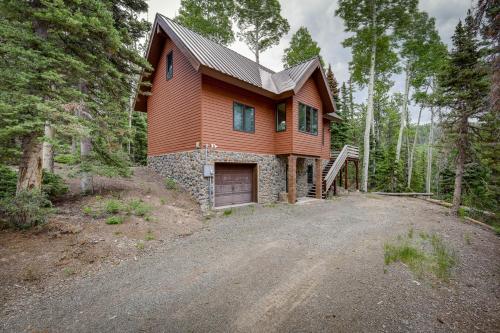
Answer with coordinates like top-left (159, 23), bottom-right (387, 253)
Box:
top-left (156, 16), bottom-right (201, 71)
top-left (200, 65), bottom-right (293, 100)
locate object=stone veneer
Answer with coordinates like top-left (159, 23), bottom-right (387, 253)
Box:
top-left (148, 150), bottom-right (287, 210)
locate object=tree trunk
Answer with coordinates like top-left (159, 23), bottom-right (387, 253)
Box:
top-left (407, 104), bottom-right (424, 188)
top-left (396, 62), bottom-right (411, 162)
top-left (42, 121), bottom-right (54, 173)
top-left (362, 7), bottom-right (377, 192)
top-left (255, 48), bottom-right (260, 64)
top-left (425, 107), bottom-right (434, 194)
top-left (451, 116), bottom-right (468, 214)
top-left (79, 83), bottom-right (93, 194)
top-left (17, 133), bottom-right (43, 193)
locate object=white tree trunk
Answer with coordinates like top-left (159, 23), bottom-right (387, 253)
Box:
top-left (42, 121), bottom-right (54, 173)
top-left (407, 104), bottom-right (424, 188)
top-left (425, 106), bottom-right (434, 193)
top-left (362, 8), bottom-right (377, 192)
top-left (396, 62), bottom-right (411, 162)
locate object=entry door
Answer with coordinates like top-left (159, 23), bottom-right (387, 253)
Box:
top-left (215, 164), bottom-right (254, 207)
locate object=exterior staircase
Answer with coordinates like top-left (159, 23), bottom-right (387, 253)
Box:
top-left (306, 145), bottom-right (359, 199)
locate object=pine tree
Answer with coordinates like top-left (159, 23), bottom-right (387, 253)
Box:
top-left (175, 0), bottom-right (235, 45)
top-left (331, 82), bottom-right (349, 150)
top-left (235, 0), bottom-right (289, 64)
top-left (282, 27), bottom-right (324, 68)
top-left (438, 12), bottom-right (489, 214)
top-left (0, 0), bottom-right (150, 194)
top-left (326, 65), bottom-right (339, 104)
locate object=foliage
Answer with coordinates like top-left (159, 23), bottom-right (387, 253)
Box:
top-left (235, 0), bottom-right (289, 63)
top-left (164, 178), bottom-right (177, 190)
top-left (384, 230), bottom-right (457, 281)
top-left (131, 112), bottom-right (147, 165)
top-left (0, 165), bottom-right (17, 200)
top-left (106, 215), bottom-right (124, 225)
top-left (438, 11), bottom-right (490, 212)
top-left (126, 199), bottom-right (152, 217)
top-left (0, 0), bottom-right (151, 192)
top-left (175, 0), bottom-right (235, 45)
top-left (0, 190), bottom-right (52, 229)
top-left (54, 154), bottom-right (79, 165)
top-left (104, 199), bottom-right (125, 215)
top-left (41, 171), bottom-right (68, 200)
top-left (282, 27), bottom-right (324, 68)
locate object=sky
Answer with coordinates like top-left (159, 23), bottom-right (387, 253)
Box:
top-left (145, 0), bottom-right (473, 123)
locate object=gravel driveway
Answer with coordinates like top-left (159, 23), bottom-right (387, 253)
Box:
top-left (2, 194), bottom-right (499, 332)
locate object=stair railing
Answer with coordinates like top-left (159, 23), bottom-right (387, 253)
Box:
top-left (324, 145), bottom-right (348, 191)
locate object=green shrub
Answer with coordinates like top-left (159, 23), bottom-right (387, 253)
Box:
top-left (0, 190), bottom-right (52, 229)
top-left (0, 165), bottom-right (17, 199)
top-left (105, 215), bottom-right (124, 225)
top-left (54, 154), bottom-right (79, 165)
top-left (104, 199), bottom-right (124, 214)
top-left (127, 199), bottom-right (152, 217)
top-left (223, 209), bottom-right (232, 216)
top-left (164, 177), bottom-right (177, 190)
top-left (42, 171), bottom-right (68, 199)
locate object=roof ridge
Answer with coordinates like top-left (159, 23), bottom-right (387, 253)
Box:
top-left (281, 56), bottom-right (319, 71)
top-left (159, 14), bottom-right (276, 74)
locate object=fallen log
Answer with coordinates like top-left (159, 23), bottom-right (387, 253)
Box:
top-left (372, 192), bottom-right (433, 197)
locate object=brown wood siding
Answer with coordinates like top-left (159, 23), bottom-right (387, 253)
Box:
top-left (201, 76), bottom-right (276, 154)
top-left (274, 97), bottom-right (294, 155)
top-left (292, 78), bottom-right (331, 158)
top-left (147, 38), bottom-right (202, 156)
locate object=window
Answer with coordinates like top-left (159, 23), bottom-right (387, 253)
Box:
top-left (276, 103), bottom-right (286, 132)
top-left (298, 103), bottom-right (318, 135)
top-left (166, 51), bottom-right (173, 80)
top-left (307, 165), bottom-right (313, 184)
top-left (233, 102), bottom-right (255, 133)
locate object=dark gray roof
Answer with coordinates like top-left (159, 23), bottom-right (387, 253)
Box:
top-left (158, 15), bottom-right (320, 94)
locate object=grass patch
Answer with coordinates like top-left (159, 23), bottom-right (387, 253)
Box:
top-left (223, 208), bottom-right (232, 216)
top-left (104, 199), bottom-right (125, 214)
top-left (463, 232), bottom-right (472, 245)
top-left (105, 216), bottom-right (124, 225)
top-left (63, 267), bottom-right (76, 277)
top-left (136, 241), bottom-right (145, 250)
top-left (384, 229), bottom-right (458, 281)
top-left (145, 230), bottom-right (155, 241)
top-left (430, 234), bottom-right (457, 280)
top-left (127, 199), bottom-right (152, 217)
top-left (164, 177), bottom-right (177, 190)
top-left (82, 206), bottom-right (93, 216)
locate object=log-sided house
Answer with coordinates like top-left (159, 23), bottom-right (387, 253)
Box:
top-left (134, 14), bottom-right (359, 210)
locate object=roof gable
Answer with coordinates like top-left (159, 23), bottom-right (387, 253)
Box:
top-left (135, 14), bottom-right (339, 119)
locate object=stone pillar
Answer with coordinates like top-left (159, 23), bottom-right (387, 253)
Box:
top-left (315, 158), bottom-right (322, 199)
top-left (287, 155), bottom-right (297, 204)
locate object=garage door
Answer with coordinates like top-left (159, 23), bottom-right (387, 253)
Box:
top-left (214, 164), bottom-right (255, 207)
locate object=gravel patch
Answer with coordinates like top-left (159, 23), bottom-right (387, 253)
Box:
top-left (2, 194), bottom-right (499, 332)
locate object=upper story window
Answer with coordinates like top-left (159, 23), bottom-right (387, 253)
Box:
top-left (166, 51), bottom-right (173, 80)
top-left (276, 103), bottom-right (286, 132)
top-left (233, 102), bottom-right (255, 133)
top-left (298, 103), bottom-right (318, 135)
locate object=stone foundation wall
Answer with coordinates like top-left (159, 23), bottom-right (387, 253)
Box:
top-left (296, 158), bottom-right (330, 197)
top-left (148, 150), bottom-right (286, 210)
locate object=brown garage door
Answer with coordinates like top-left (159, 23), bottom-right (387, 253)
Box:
top-left (214, 164), bottom-right (255, 207)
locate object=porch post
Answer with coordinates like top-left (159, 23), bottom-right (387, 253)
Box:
top-left (355, 161), bottom-right (359, 190)
top-left (333, 177), bottom-right (337, 195)
top-left (287, 155), bottom-right (297, 204)
top-left (315, 158), bottom-right (322, 199)
top-left (344, 161), bottom-right (349, 190)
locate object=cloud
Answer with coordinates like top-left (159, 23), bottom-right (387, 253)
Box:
top-left (146, 0), bottom-right (471, 123)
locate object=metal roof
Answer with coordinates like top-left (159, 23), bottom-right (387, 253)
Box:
top-left (159, 15), bottom-right (320, 95)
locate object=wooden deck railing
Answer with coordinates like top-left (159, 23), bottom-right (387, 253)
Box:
top-left (325, 145), bottom-right (359, 192)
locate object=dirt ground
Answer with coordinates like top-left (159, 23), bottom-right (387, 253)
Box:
top-left (1, 192), bottom-right (499, 332)
top-left (0, 166), bottom-right (204, 306)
